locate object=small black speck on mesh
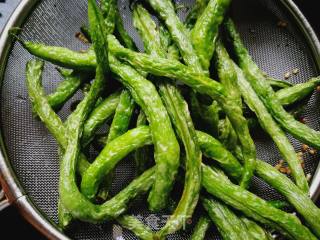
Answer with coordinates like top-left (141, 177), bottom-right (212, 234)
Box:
top-left (0, 0), bottom-right (319, 239)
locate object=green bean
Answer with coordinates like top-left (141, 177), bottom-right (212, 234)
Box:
top-left (25, 59), bottom-right (90, 228)
top-left (60, 0), bottom-right (108, 223)
top-left (199, 130), bottom-right (320, 238)
top-left (185, 0), bottom-right (209, 30)
top-left (216, 41), bottom-right (256, 188)
top-left (47, 70), bottom-right (88, 111)
top-left (240, 217), bottom-right (273, 240)
top-left (18, 38), bottom-right (97, 71)
top-left (81, 91), bottom-right (121, 147)
top-left (116, 215), bottom-right (154, 240)
top-left (196, 131), bottom-right (243, 180)
top-left (202, 198), bottom-right (254, 240)
top-left (133, 6), bottom-right (201, 235)
top-left (80, 126), bottom-right (153, 200)
top-left (191, 0), bottom-right (231, 70)
top-left (201, 164), bottom-right (317, 240)
top-left (190, 216), bottom-right (211, 240)
top-left (267, 77), bottom-right (293, 89)
top-left (134, 110), bottom-right (151, 175)
top-left (225, 18), bottom-right (320, 150)
top-left (26, 60), bottom-right (66, 147)
top-left (231, 57), bottom-right (308, 192)
top-left (109, 56), bottom-right (180, 212)
top-left (97, 89), bottom-right (135, 201)
top-left (276, 77), bottom-right (320, 106)
top-left (146, 0), bottom-right (203, 73)
top-left (114, 9), bottom-right (138, 51)
top-left (132, 5), bottom-right (166, 57)
top-left (157, 84), bottom-right (202, 237)
top-left (106, 90), bottom-right (135, 143)
top-left (255, 160), bottom-right (320, 237)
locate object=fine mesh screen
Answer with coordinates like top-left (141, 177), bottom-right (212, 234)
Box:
top-left (1, 0), bottom-right (319, 239)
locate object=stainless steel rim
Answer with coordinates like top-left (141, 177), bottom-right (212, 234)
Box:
top-left (0, 0), bottom-right (320, 239)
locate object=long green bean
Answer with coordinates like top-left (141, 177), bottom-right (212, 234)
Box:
top-left (60, 0), bottom-right (108, 223)
top-left (96, 89), bottom-right (135, 200)
top-left (232, 60), bottom-right (308, 192)
top-left (216, 40), bottom-right (256, 188)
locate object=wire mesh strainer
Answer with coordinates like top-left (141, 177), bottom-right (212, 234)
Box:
top-left (1, 0), bottom-right (320, 239)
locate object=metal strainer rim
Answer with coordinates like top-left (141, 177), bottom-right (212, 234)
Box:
top-left (0, 0), bottom-right (320, 239)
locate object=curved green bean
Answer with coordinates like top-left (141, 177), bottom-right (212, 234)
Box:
top-left (47, 70), bottom-right (89, 111)
top-left (26, 60), bottom-right (66, 147)
top-left (80, 126), bottom-right (153, 200)
top-left (60, 0), bottom-right (108, 223)
top-left (81, 91), bottom-right (121, 147)
top-left (196, 131), bottom-right (243, 180)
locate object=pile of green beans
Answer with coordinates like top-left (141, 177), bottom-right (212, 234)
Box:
top-left (17, 0), bottom-right (320, 239)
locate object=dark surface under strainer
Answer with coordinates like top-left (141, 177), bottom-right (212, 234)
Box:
top-left (1, 0), bottom-right (320, 239)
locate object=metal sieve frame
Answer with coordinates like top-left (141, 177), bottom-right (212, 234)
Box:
top-left (0, 0), bottom-right (320, 239)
